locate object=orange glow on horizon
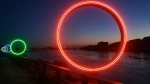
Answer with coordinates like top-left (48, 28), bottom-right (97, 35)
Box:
top-left (57, 1), bottom-right (127, 71)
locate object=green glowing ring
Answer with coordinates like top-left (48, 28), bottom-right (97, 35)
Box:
top-left (10, 39), bottom-right (27, 55)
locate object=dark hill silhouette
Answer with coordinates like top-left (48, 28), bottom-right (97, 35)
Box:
top-left (80, 42), bottom-right (108, 51)
top-left (81, 36), bottom-right (150, 53)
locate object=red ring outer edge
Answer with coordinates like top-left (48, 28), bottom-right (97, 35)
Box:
top-left (57, 1), bottom-right (127, 71)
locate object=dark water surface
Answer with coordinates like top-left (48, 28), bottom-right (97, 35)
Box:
top-left (26, 50), bottom-right (150, 84)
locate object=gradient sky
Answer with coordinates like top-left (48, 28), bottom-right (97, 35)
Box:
top-left (1, 0), bottom-right (150, 48)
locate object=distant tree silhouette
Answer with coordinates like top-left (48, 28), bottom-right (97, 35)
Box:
top-left (125, 39), bottom-right (142, 52)
top-left (98, 42), bottom-right (108, 51)
top-left (142, 36), bottom-right (150, 52)
top-left (109, 42), bottom-right (120, 51)
top-left (80, 42), bottom-right (108, 51)
top-left (80, 36), bottom-right (150, 53)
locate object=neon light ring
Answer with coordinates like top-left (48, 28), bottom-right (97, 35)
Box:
top-left (57, 1), bottom-right (127, 71)
top-left (1, 47), bottom-right (3, 52)
top-left (4, 45), bottom-right (11, 53)
top-left (10, 39), bottom-right (27, 55)
top-left (4, 46), bottom-right (8, 53)
top-left (1, 46), bottom-right (8, 53)
top-left (1, 47), bottom-right (5, 52)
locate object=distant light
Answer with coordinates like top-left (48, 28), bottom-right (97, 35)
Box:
top-left (57, 1), bottom-right (127, 71)
top-left (10, 39), bottom-right (27, 55)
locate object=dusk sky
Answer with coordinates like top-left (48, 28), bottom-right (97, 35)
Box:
top-left (1, 0), bottom-right (150, 48)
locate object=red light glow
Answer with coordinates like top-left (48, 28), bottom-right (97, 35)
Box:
top-left (57, 1), bottom-right (127, 71)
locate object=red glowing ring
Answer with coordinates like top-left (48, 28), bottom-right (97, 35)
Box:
top-left (57, 1), bottom-right (127, 71)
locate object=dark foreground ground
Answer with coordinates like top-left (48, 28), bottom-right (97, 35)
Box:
top-left (0, 55), bottom-right (32, 84)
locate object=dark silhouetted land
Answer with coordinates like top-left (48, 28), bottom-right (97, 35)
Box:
top-left (81, 36), bottom-right (150, 53)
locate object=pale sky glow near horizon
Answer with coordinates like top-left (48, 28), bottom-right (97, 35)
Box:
top-left (1, 0), bottom-right (150, 48)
